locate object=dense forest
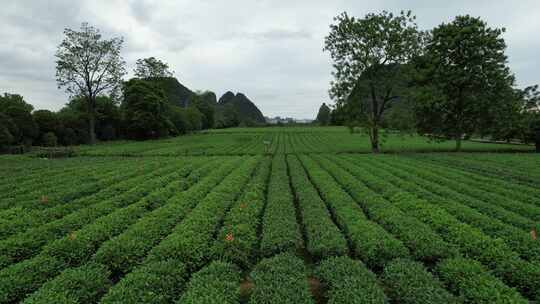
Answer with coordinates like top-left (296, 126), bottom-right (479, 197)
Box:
top-left (0, 55), bottom-right (266, 152)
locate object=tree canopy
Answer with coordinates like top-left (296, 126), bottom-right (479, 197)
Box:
top-left (324, 10), bottom-right (425, 152)
top-left (413, 15), bottom-right (514, 150)
top-left (134, 57), bottom-right (174, 78)
top-left (316, 103), bottom-right (331, 125)
top-left (55, 22), bottom-right (126, 144)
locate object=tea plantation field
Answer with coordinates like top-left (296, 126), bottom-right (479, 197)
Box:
top-left (0, 127), bottom-right (538, 303)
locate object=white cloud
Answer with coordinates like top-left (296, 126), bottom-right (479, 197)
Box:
top-left (0, 0), bottom-right (539, 118)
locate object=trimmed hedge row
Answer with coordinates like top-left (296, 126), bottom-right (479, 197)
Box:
top-left (259, 156), bottom-right (302, 257)
top-left (381, 187), bottom-right (540, 301)
top-left (0, 159), bottom-right (115, 206)
top-left (42, 159), bottom-right (212, 267)
top-left (144, 157), bottom-right (260, 270)
top-left (392, 157), bottom-right (540, 221)
top-left (21, 263), bottom-right (111, 304)
top-left (411, 155), bottom-right (540, 206)
top-left (352, 156), bottom-right (540, 262)
top-left (299, 155), bottom-right (408, 268)
top-left (178, 261), bottom-right (241, 304)
top-left (437, 257), bottom-right (527, 303)
top-left (248, 253), bottom-right (314, 304)
top-left (0, 162), bottom-right (186, 269)
top-left (315, 155), bottom-right (455, 263)
top-left (100, 260), bottom-right (188, 304)
top-left (0, 255), bottom-right (63, 303)
top-left (374, 156), bottom-right (535, 230)
top-left (0, 158), bottom-right (170, 239)
top-left (316, 256), bottom-right (387, 303)
top-left (92, 157), bottom-right (241, 277)
top-left (0, 162), bottom-right (122, 210)
top-left (286, 155), bottom-right (348, 259)
top-left (0, 161), bottom-right (204, 303)
top-left (443, 154), bottom-right (540, 192)
top-left (381, 259), bottom-right (458, 304)
top-left (213, 157), bottom-right (272, 268)
top-left (332, 155), bottom-right (540, 300)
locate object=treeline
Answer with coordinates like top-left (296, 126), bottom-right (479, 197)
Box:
top-left (0, 85), bottom-right (210, 151)
top-left (1, 24), bottom-right (266, 151)
top-left (0, 78), bottom-right (265, 151)
top-left (316, 11), bottom-right (540, 151)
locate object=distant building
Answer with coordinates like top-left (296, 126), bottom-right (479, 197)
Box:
top-left (264, 116), bottom-right (313, 124)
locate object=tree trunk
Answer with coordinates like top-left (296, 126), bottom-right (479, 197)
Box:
top-left (371, 126), bottom-right (380, 153)
top-left (536, 129), bottom-right (540, 153)
top-left (89, 115), bottom-right (97, 145)
top-left (88, 96), bottom-right (97, 145)
top-left (455, 135), bottom-right (462, 152)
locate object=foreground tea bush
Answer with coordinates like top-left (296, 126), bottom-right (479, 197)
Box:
top-left (213, 158), bottom-right (271, 268)
top-left (313, 155), bottom-right (455, 263)
top-left (144, 157), bottom-right (259, 270)
top-left (287, 155), bottom-right (348, 259)
top-left (249, 253), bottom-right (314, 304)
top-left (437, 257), bottom-right (527, 303)
top-left (259, 156), bottom-right (302, 256)
top-left (93, 158), bottom-right (240, 276)
top-left (381, 259), bottom-right (458, 304)
top-left (100, 260), bottom-right (188, 304)
top-left (22, 263), bottom-right (111, 304)
top-left (178, 261), bottom-right (241, 303)
top-left (317, 256), bottom-right (387, 303)
top-left (299, 155), bottom-right (408, 268)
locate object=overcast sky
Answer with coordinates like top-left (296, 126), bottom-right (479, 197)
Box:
top-left (1, 1), bottom-right (539, 118)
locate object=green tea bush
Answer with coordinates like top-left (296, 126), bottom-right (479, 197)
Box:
top-left (178, 261), bottom-right (241, 304)
top-left (437, 257), bottom-right (527, 303)
top-left (381, 259), bottom-right (458, 304)
top-left (317, 256), bottom-right (387, 303)
top-left (249, 253), bottom-right (314, 304)
top-left (101, 260), bottom-right (188, 304)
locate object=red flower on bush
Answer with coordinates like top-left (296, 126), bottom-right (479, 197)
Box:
top-left (225, 233), bottom-right (234, 242)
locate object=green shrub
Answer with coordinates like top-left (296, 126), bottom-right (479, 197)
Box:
top-left (437, 257), bottom-right (527, 303)
top-left (144, 158), bottom-right (259, 270)
top-left (259, 156), bottom-right (302, 257)
top-left (317, 256), bottom-right (387, 303)
top-left (213, 158), bottom-right (271, 268)
top-left (381, 259), bottom-right (458, 304)
top-left (101, 260), bottom-right (188, 304)
top-left (22, 263), bottom-right (111, 304)
top-left (93, 159), bottom-right (239, 276)
top-left (40, 132), bottom-right (58, 147)
top-left (299, 155), bottom-right (409, 268)
top-left (249, 253), bottom-right (314, 304)
top-left (178, 261), bottom-right (240, 304)
top-left (287, 155), bottom-right (348, 259)
top-left (0, 255), bottom-right (63, 303)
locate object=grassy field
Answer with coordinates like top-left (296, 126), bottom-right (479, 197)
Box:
top-left (74, 126), bottom-right (534, 156)
top-left (0, 127), bottom-right (539, 303)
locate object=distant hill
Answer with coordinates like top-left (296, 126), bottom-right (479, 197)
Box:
top-left (143, 77), bottom-right (264, 126)
top-left (218, 91), bottom-right (265, 124)
top-left (145, 77), bottom-right (195, 107)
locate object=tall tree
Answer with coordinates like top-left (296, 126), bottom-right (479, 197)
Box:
top-left (316, 103), bottom-right (331, 125)
top-left (122, 79), bottom-right (173, 139)
top-left (134, 57), bottom-right (174, 78)
top-left (413, 15), bottom-right (514, 151)
top-left (324, 11), bottom-right (425, 152)
top-left (55, 22), bottom-right (126, 144)
top-left (0, 93), bottom-right (38, 145)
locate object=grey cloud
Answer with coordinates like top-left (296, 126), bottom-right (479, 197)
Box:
top-left (1, 0), bottom-right (539, 117)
